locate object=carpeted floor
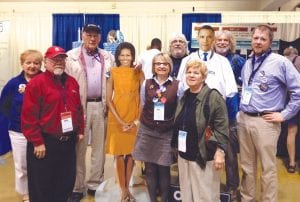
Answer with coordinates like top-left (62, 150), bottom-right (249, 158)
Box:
top-left (1, 146), bottom-right (300, 202)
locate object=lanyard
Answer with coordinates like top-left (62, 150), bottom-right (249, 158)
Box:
top-left (60, 86), bottom-right (68, 112)
top-left (248, 49), bottom-right (272, 86)
top-left (54, 76), bottom-right (68, 112)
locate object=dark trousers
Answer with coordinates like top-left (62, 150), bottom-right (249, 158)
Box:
top-left (225, 120), bottom-right (240, 190)
top-left (145, 162), bottom-right (170, 202)
top-left (27, 133), bottom-right (76, 202)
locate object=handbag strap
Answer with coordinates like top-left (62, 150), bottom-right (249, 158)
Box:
top-left (203, 89), bottom-right (214, 127)
top-left (292, 55), bottom-right (298, 64)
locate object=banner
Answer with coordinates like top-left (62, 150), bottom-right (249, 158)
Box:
top-left (191, 23), bottom-right (280, 54)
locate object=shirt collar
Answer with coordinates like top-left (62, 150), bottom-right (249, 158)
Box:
top-left (199, 50), bottom-right (212, 56)
top-left (153, 75), bottom-right (173, 86)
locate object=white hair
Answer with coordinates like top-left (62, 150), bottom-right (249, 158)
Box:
top-left (168, 32), bottom-right (189, 55)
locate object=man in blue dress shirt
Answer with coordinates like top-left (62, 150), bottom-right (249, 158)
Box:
top-left (238, 25), bottom-right (300, 202)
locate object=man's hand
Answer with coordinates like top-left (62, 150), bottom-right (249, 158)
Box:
top-left (262, 112), bottom-right (284, 123)
top-left (134, 61), bottom-right (142, 70)
top-left (34, 144), bottom-right (46, 159)
top-left (77, 134), bottom-right (84, 142)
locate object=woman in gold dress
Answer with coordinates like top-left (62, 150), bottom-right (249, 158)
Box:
top-left (106, 42), bottom-right (144, 202)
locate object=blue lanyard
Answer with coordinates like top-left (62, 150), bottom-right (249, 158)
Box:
top-left (248, 49), bottom-right (272, 86)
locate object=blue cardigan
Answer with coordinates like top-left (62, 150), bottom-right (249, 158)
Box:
top-left (0, 71), bottom-right (28, 132)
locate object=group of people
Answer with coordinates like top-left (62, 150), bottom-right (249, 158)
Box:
top-left (0, 23), bottom-right (300, 202)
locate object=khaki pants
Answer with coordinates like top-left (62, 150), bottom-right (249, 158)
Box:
top-left (178, 156), bottom-right (221, 202)
top-left (73, 101), bottom-right (106, 192)
top-left (237, 111), bottom-right (281, 202)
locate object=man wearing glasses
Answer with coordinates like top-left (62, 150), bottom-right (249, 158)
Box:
top-left (168, 33), bottom-right (189, 78)
top-left (21, 46), bottom-right (84, 202)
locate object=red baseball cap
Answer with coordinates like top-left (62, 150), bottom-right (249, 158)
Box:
top-left (44, 46), bottom-right (68, 59)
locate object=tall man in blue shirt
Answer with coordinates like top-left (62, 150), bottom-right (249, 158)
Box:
top-left (238, 25), bottom-right (300, 202)
top-left (214, 30), bottom-right (245, 200)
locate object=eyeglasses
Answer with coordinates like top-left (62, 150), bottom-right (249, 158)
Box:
top-left (154, 62), bottom-right (169, 66)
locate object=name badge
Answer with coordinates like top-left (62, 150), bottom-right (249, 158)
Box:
top-left (60, 111), bottom-right (73, 133)
top-left (154, 102), bottom-right (164, 121)
top-left (241, 86), bottom-right (252, 105)
top-left (178, 130), bottom-right (187, 152)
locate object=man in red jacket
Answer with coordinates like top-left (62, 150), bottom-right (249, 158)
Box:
top-left (21, 46), bottom-right (84, 202)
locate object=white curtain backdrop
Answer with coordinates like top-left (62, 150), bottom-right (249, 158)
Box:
top-left (278, 23), bottom-right (300, 41)
top-left (0, 10), bottom-right (299, 88)
top-left (0, 12), bottom-right (51, 78)
top-left (120, 14), bottom-right (181, 56)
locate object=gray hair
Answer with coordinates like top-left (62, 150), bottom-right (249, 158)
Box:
top-left (168, 32), bottom-right (189, 55)
top-left (283, 46), bottom-right (298, 56)
top-left (214, 30), bottom-right (237, 54)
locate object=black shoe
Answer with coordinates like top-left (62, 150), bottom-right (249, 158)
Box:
top-left (87, 189), bottom-right (96, 196)
top-left (287, 164), bottom-right (296, 173)
top-left (225, 186), bottom-right (238, 202)
top-left (68, 192), bottom-right (84, 202)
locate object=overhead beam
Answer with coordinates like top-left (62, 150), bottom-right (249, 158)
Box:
top-left (260, 0), bottom-right (296, 11)
top-left (279, 0), bottom-right (300, 11)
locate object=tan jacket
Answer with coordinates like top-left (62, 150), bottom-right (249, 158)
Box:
top-left (65, 46), bottom-right (115, 116)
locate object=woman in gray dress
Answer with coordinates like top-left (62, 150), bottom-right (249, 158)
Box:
top-left (133, 53), bottom-right (183, 202)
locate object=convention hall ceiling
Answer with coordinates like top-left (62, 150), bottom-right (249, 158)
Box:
top-left (0, 0), bottom-right (298, 11)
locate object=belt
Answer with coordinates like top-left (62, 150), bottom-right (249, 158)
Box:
top-left (56, 135), bottom-right (71, 142)
top-left (87, 97), bottom-right (102, 102)
top-left (43, 133), bottom-right (73, 142)
top-left (243, 111), bottom-right (269, 117)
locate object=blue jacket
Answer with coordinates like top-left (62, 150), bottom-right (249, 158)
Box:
top-left (225, 53), bottom-right (246, 120)
top-left (0, 71), bottom-right (28, 132)
top-left (226, 53), bottom-right (245, 86)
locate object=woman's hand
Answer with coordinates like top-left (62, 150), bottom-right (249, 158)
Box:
top-left (213, 148), bottom-right (225, 170)
top-left (34, 144), bottom-right (46, 159)
top-left (122, 120), bottom-right (139, 132)
top-left (121, 121), bottom-right (133, 132)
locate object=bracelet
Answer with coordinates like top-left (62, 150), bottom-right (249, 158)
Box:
top-left (134, 120), bottom-right (140, 126)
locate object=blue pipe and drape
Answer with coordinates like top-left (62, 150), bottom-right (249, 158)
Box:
top-left (53, 14), bottom-right (120, 51)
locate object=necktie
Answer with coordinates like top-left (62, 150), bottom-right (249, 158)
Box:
top-left (203, 52), bottom-right (208, 61)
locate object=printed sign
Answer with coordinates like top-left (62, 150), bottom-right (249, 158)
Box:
top-left (191, 23), bottom-right (280, 51)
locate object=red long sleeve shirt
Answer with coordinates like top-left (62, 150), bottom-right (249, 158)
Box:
top-left (21, 70), bottom-right (84, 146)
